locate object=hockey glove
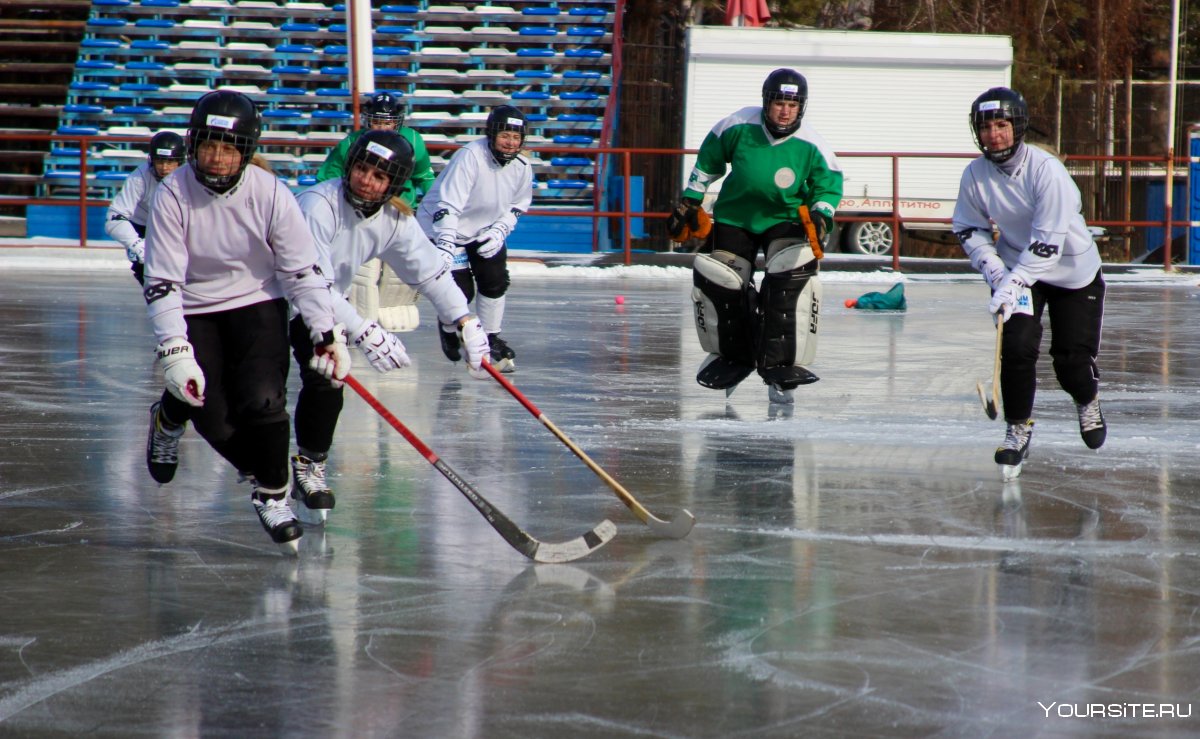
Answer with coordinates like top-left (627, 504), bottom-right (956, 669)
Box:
top-left (310, 323), bottom-right (351, 387)
top-left (156, 337), bottom-right (205, 407)
top-left (458, 316), bottom-right (490, 378)
top-left (978, 253), bottom-right (1007, 290)
top-left (474, 226), bottom-right (506, 260)
top-left (989, 275), bottom-right (1032, 323)
top-left (667, 200), bottom-right (712, 243)
top-left (797, 205), bottom-right (828, 259)
top-left (351, 320), bottom-right (411, 373)
top-left (126, 238), bottom-right (145, 264)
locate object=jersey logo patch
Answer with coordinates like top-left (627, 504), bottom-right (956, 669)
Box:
top-left (143, 281), bottom-right (175, 305)
top-left (1028, 241), bottom-right (1059, 259)
top-left (774, 168), bottom-right (796, 189)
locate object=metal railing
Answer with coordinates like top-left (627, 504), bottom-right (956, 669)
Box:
top-left (1, 132), bottom-right (1188, 270)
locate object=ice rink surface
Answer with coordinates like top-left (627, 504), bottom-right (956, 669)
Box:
top-left (1, 254), bottom-right (1200, 737)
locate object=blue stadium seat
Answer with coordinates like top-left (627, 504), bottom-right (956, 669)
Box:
top-left (522, 7), bottom-right (560, 15)
top-left (131, 40), bottom-right (171, 50)
top-left (88, 18), bottom-right (128, 27)
top-left (568, 26), bottom-right (605, 37)
top-left (135, 19), bottom-right (176, 28)
top-left (114, 105), bottom-right (155, 114)
top-left (127, 61), bottom-right (167, 70)
top-left (272, 65), bottom-right (311, 74)
top-left (281, 23), bottom-right (320, 32)
top-left (519, 27), bottom-right (558, 36)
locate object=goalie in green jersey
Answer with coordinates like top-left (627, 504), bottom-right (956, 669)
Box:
top-left (671, 68), bottom-right (844, 404)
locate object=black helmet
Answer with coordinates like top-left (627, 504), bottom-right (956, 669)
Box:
top-left (761, 68), bottom-right (807, 138)
top-left (362, 91), bottom-right (405, 130)
top-left (186, 90), bottom-right (261, 190)
top-left (342, 129), bottom-right (414, 213)
top-left (148, 131), bottom-right (185, 180)
top-left (485, 105), bottom-right (526, 165)
top-left (969, 87), bottom-right (1028, 163)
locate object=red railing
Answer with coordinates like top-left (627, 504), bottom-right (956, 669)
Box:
top-left (1, 131), bottom-right (1188, 270)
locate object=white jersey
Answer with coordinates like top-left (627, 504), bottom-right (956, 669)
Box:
top-left (104, 161), bottom-right (158, 250)
top-left (143, 164), bottom-right (335, 346)
top-left (416, 137), bottom-right (533, 246)
top-left (297, 179), bottom-right (470, 333)
top-left (953, 144), bottom-right (1101, 289)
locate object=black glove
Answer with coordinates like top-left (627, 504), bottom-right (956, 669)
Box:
top-left (666, 200), bottom-right (701, 240)
top-left (812, 210), bottom-right (832, 242)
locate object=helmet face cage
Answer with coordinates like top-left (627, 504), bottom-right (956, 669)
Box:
top-left (342, 130), bottom-right (414, 211)
top-left (970, 87), bottom-right (1028, 162)
top-left (186, 91), bottom-right (261, 190)
top-left (362, 92), bottom-right (404, 130)
top-left (761, 69), bottom-right (807, 137)
top-left (485, 106), bottom-right (526, 164)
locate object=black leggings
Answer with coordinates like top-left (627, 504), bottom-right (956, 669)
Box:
top-left (1000, 271), bottom-right (1105, 422)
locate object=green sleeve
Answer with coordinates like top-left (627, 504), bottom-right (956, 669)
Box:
top-left (802, 150), bottom-right (844, 220)
top-left (682, 129), bottom-right (730, 202)
top-left (402, 128), bottom-right (436, 205)
top-left (315, 132), bottom-right (359, 182)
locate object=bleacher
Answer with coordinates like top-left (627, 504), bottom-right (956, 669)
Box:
top-left (42, 0), bottom-right (616, 210)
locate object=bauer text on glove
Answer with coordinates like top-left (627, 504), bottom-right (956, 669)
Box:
top-left (157, 337), bottom-right (205, 406)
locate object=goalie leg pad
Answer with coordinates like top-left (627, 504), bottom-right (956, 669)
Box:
top-left (348, 259), bottom-right (382, 322)
top-left (691, 251), bottom-right (756, 363)
top-left (377, 262), bottom-right (420, 333)
top-left (758, 244), bottom-right (821, 388)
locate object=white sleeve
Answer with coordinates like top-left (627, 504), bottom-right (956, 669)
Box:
top-left (425, 149), bottom-right (478, 243)
top-left (379, 219), bottom-right (470, 324)
top-left (104, 171), bottom-right (147, 247)
top-left (489, 162), bottom-right (533, 237)
top-left (298, 189), bottom-right (365, 334)
top-left (1010, 159), bottom-right (1074, 286)
top-left (270, 184), bottom-right (335, 342)
top-left (143, 185), bottom-right (188, 344)
top-left (951, 165), bottom-right (1001, 268)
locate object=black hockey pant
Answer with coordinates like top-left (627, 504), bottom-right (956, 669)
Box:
top-left (290, 314), bottom-right (344, 457)
top-left (159, 298), bottom-right (292, 489)
top-left (1000, 271), bottom-right (1105, 422)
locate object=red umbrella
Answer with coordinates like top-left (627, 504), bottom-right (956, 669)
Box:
top-left (726, 0), bottom-right (771, 27)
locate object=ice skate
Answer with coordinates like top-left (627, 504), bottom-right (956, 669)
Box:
top-left (252, 484), bottom-right (302, 555)
top-left (1076, 397), bottom-right (1106, 449)
top-left (438, 322), bottom-right (462, 362)
top-left (767, 383), bottom-right (795, 406)
top-left (994, 420), bottom-right (1033, 481)
top-left (488, 333), bottom-right (516, 373)
top-left (291, 454), bottom-right (335, 525)
top-left (145, 402), bottom-right (184, 484)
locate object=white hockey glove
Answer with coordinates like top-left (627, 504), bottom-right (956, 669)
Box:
top-left (989, 275), bottom-right (1033, 323)
top-left (310, 323), bottom-right (351, 387)
top-left (126, 238), bottom-right (145, 264)
top-left (458, 316), bottom-right (490, 378)
top-left (475, 227), bottom-right (506, 259)
top-left (351, 320), bottom-right (411, 373)
top-left (156, 337), bottom-right (205, 407)
top-left (978, 253), bottom-right (1007, 290)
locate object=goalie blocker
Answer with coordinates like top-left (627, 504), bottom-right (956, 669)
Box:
top-left (691, 241), bottom-right (820, 391)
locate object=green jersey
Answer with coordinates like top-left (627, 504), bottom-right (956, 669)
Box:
top-left (683, 106), bottom-right (843, 235)
top-left (316, 126), bottom-right (436, 207)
